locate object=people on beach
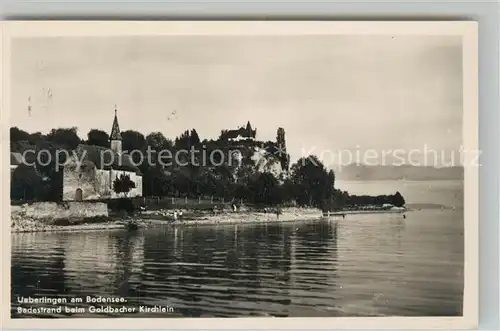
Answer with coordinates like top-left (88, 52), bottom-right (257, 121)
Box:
top-left (173, 210), bottom-right (178, 222)
top-left (178, 210), bottom-right (183, 221)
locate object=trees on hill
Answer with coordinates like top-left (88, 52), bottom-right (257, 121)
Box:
top-left (143, 165), bottom-right (172, 198)
top-left (392, 191), bottom-right (406, 207)
top-left (46, 127), bottom-right (81, 150)
top-left (11, 165), bottom-right (51, 201)
top-left (249, 173), bottom-right (281, 205)
top-left (87, 129), bottom-right (109, 148)
top-left (10, 127), bottom-right (31, 144)
top-left (121, 130), bottom-right (146, 154)
top-left (175, 129), bottom-right (202, 150)
top-left (9, 126), bottom-right (406, 209)
top-left (290, 156), bottom-right (335, 207)
top-left (276, 127), bottom-right (290, 171)
top-left (146, 132), bottom-right (173, 152)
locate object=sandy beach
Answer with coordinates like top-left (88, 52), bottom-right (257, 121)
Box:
top-left (11, 207), bottom-right (327, 233)
top-left (10, 206), bottom-right (408, 233)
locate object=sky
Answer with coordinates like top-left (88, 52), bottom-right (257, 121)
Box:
top-left (10, 35), bottom-right (463, 166)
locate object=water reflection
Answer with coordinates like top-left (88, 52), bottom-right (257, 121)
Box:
top-left (11, 212), bottom-right (462, 318)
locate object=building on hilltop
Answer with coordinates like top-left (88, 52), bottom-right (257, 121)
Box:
top-left (62, 107), bottom-right (143, 201)
top-left (220, 121), bottom-right (257, 141)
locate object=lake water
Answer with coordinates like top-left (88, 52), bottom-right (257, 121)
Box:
top-left (11, 180), bottom-right (464, 318)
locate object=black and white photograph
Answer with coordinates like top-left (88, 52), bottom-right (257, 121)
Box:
top-left (2, 21), bottom-right (478, 329)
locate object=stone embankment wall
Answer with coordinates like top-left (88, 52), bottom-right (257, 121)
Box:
top-left (11, 201), bottom-right (108, 222)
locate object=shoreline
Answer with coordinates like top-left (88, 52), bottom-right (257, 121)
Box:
top-left (11, 206), bottom-right (407, 234)
top-left (328, 209), bottom-right (406, 216)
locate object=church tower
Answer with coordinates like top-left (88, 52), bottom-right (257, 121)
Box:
top-left (110, 106), bottom-right (122, 154)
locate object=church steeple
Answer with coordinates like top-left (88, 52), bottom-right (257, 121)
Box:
top-left (110, 105), bottom-right (122, 154)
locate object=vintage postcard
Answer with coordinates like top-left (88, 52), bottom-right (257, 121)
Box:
top-left (1, 21), bottom-right (478, 329)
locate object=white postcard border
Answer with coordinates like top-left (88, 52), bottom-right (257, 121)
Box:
top-left (0, 20), bottom-right (478, 330)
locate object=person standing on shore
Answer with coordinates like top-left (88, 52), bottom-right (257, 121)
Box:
top-left (276, 207), bottom-right (282, 220)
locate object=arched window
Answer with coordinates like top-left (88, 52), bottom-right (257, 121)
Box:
top-left (75, 188), bottom-right (83, 201)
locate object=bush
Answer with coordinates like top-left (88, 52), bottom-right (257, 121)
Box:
top-left (107, 198), bottom-right (136, 215)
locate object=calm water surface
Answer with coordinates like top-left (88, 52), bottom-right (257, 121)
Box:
top-left (11, 180), bottom-right (464, 317)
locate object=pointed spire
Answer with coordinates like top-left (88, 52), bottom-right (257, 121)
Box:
top-left (110, 105), bottom-right (122, 141)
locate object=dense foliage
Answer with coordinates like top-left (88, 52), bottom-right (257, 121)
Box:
top-left (87, 129), bottom-right (109, 148)
top-left (10, 126), bottom-right (405, 209)
top-left (112, 174), bottom-right (137, 197)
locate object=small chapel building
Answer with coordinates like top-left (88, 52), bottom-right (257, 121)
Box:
top-left (62, 108), bottom-right (143, 201)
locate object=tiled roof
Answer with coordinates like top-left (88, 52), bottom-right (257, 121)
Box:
top-left (110, 111), bottom-right (122, 140)
top-left (224, 127), bottom-right (256, 139)
top-left (73, 144), bottom-right (140, 174)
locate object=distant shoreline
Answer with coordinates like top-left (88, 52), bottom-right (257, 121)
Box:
top-left (334, 165), bottom-right (464, 182)
top-left (336, 178), bottom-right (463, 182)
top-left (328, 209), bottom-right (406, 216)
